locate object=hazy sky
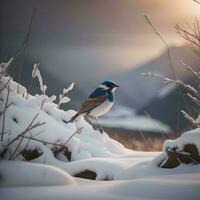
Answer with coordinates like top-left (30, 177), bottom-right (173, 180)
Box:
top-left (0, 0), bottom-right (200, 87)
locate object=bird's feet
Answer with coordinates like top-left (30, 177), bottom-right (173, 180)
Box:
top-left (92, 125), bottom-right (104, 134)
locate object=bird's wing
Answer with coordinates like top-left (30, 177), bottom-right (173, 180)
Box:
top-left (77, 94), bottom-right (108, 115)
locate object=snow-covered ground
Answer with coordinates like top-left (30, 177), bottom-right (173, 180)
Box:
top-left (0, 60), bottom-right (200, 200)
top-left (1, 152), bottom-right (200, 200)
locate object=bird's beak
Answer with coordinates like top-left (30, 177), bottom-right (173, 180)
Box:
top-left (115, 84), bottom-right (119, 88)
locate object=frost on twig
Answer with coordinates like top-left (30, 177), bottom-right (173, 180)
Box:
top-left (182, 62), bottom-right (200, 80)
top-left (58, 82), bottom-right (74, 108)
top-left (32, 63), bottom-right (47, 95)
top-left (181, 110), bottom-right (199, 128)
top-left (32, 63), bottom-right (48, 109)
top-left (0, 58), bottom-right (14, 77)
top-left (187, 93), bottom-right (200, 106)
top-left (141, 72), bottom-right (200, 98)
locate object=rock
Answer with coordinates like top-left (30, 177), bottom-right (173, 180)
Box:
top-left (74, 170), bottom-right (97, 180)
top-left (160, 144), bottom-right (200, 168)
top-left (21, 149), bottom-right (42, 161)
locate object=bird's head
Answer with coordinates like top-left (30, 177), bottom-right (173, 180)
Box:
top-left (99, 80), bottom-right (119, 91)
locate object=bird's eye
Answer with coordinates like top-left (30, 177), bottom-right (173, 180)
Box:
top-left (107, 83), bottom-right (111, 87)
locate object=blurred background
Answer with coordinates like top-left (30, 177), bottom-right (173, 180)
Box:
top-left (1, 0), bottom-right (200, 150)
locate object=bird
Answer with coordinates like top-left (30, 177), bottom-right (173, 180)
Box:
top-left (67, 80), bottom-right (119, 132)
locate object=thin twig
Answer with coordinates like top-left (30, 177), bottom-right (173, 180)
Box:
top-left (55, 128), bottom-right (83, 153)
top-left (181, 110), bottom-right (199, 127)
top-left (0, 103), bottom-right (13, 117)
top-left (176, 109), bottom-right (180, 138)
top-left (21, 136), bottom-right (68, 151)
top-left (193, 0), bottom-right (200, 5)
top-left (145, 15), bottom-right (189, 113)
top-left (138, 129), bottom-right (152, 151)
top-left (1, 86), bottom-right (10, 141)
top-left (142, 72), bottom-right (200, 98)
top-left (16, 131), bottom-right (32, 158)
top-left (0, 76), bottom-right (12, 93)
top-left (144, 15), bottom-right (177, 80)
top-left (0, 114), bottom-right (45, 157)
top-left (182, 62), bottom-right (200, 80)
top-left (16, 5), bottom-right (36, 92)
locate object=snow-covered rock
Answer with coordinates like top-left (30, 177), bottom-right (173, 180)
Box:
top-left (153, 128), bottom-right (200, 168)
top-left (163, 128), bottom-right (200, 153)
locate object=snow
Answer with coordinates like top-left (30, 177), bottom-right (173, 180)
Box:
top-left (0, 160), bottom-right (75, 187)
top-left (1, 152), bottom-right (200, 200)
top-left (100, 105), bottom-right (171, 133)
top-left (0, 75), bottom-right (127, 166)
top-left (99, 115), bottom-right (171, 133)
top-left (1, 61), bottom-right (200, 200)
top-left (104, 105), bottom-right (136, 118)
top-left (163, 128), bottom-right (200, 154)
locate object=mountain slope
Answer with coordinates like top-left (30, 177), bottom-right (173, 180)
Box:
top-left (114, 45), bottom-right (200, 109)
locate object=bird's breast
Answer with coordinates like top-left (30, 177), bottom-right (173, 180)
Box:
top-left (89, 100), bottom-right (113, 117)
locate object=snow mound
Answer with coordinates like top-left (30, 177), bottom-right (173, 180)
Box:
top-left (0, 74), bottom-right (128, 174)
top-left (152, 128), bottom-right (200, 168)
top-left (0, 160), bottom-right (75, 186)
top-left (163, 128), bottom-right (200, 153)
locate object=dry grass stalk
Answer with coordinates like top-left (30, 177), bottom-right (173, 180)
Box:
top-left (16, 6), bottom-right (36, 92)
top-left (182, 62), bottom-right (200, 80)
top-left (1, 86), bottom-right (10, 141)
top-left (138, 129), bottom-right (152, 150)
top-left (175, 19), bottom-right (200, 50)
top-left (0, 77), bottom-right (12, 93)
top-left (193, 0), bottom-right (200, 5)
top-left (0, 113), bottom-right (45, 157)
top-left (142, 72), bottom-right (200, 99)
top-left (181, 110), bottom-right (199, 128)
top-left (144, 15), bottom-right (177, 80)
top-left (55, 127), bottom-right (83, 153)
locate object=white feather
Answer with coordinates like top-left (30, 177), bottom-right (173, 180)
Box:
top-left (89, 100), bottom-right (113, 117)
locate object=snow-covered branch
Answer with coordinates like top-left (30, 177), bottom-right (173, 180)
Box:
top-left (58, 82), bottom-right (74, 108)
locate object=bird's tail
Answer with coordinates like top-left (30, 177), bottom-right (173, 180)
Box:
top-left (65, 113), bottom-right (79, 124)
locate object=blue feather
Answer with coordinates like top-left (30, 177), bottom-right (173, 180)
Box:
top-left (89, 88), bottom-right (114, 102)
top-left (89, 88), bottom-right (106, 98)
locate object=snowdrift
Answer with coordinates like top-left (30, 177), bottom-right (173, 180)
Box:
top-left (0, 75), bottom-right (128, 164)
